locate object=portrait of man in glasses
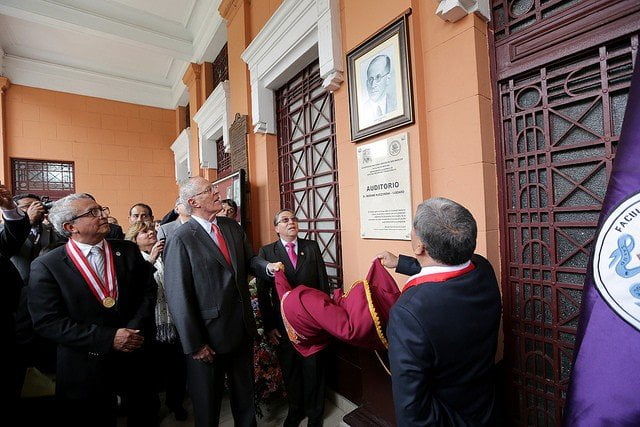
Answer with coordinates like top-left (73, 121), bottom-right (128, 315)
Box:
top-left (359, 52), bottom-right (399, 128)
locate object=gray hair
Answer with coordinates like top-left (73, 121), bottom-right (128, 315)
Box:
top-left (178, 177), bottom-right (206, 215)
top-left (413, 197), bottom-right (477, 265)
top-left (48, 193), bottom-right (95, 237)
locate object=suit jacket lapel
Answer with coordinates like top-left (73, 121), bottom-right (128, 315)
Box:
top-left (110, 243), bottom-right (126, 296)
top-left (189, 221), bottom-right (233, 272)
top-left (61, 249), bottom-right (103, 307)
top-left (296, 239), bottom-right (308, 272)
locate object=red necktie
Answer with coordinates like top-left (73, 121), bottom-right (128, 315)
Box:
top-left (286, 242), bottom-right (297, 268)
top-left (211, 223), bottom-right (232, 266)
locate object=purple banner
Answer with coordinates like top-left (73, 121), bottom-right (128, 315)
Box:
top-left (563, 54), bottom-right (640, 425)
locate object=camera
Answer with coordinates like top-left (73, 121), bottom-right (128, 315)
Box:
top-left (41, 196), bottom-right (54, 211)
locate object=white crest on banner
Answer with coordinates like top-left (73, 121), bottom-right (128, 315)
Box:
top-left (593, 191), bottom-right (640, 331)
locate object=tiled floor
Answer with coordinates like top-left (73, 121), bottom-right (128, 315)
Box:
top-left (21, 367), bottom-right (355, 426)
top-left (156, 392), bottom-right (353, 426)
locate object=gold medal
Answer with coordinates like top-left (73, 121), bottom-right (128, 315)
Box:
top-left (102, 297), bottom-right (116, 308)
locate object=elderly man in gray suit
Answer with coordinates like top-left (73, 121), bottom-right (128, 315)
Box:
top-left (163, 176), bottom-right (281, 427)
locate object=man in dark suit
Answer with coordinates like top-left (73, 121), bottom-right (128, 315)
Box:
top-left (163, 176), bottom-right (281, 427)
top-left (378, 198), bottom-right (502, 426)
top-left (28, 193), bottom-right (158, 426)
top-left (0, 183), bottom-right (30, 412)
top-left (257, 209), bottom-right (330, 427)
top-left (7, 193), bottom-right (62, 283)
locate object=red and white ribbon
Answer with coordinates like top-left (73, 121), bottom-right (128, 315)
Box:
top-left (66, 239), bottom-right (118, 305)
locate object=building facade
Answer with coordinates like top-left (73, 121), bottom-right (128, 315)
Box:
top-left (1, 0), bottom-right (638, 424)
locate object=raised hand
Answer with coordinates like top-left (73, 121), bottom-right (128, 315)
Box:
top-left (376, 251), bottom-right (399, 269)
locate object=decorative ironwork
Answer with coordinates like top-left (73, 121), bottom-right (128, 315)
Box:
top-left (492, 0), bottom-right (587, 41)
top-left (212, 43), bottom-right (229, 90)
top-left (276, 60), bottom-right (343, 290)
top-left (11, 158), bottom-right (75, 200)
top-left (497, 35), bottom-right (636, 425)
top-left (216, 137), bottom-right (231, 178)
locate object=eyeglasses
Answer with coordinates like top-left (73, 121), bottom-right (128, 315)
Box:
top-left (70, 206), bottom-right (110, 221)
top-left (191, 185), bottom-right (218, 198)
top-left (367, 72), bottom-right (390, 85)
top-left (277, 216), bottom-right (299, 224)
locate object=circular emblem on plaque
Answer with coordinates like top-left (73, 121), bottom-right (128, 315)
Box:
top-left (592, 191), bottom-right (640, 331)
top-left (388, 140), bottom-right (401, 157)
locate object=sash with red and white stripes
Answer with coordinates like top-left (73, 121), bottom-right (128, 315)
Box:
top-left (403, 262), bottom-right (475, 293)
top-left (65, 239), bottom-right (118, 308)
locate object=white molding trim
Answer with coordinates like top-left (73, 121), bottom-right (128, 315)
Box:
top-left (171, 61), bottom-right (191, 108)
top-left (0, 0), bottom-right (225, 108)
top-left (436, 0), bottom-right (491, 23)
top-left (171, 128), bottom-right (191, 184)
top-left (241, 0), bottom-right (343, 134)
top-left (191, 2), bottom-right (227, 63)
top-left (0, 0), bottom-right (193, 59)
top-left (192, 81), bottom-right (231, 169)
top-left (3, 54), bottom-right (176, 108)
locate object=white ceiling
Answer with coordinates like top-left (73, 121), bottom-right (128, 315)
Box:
top-left (0, 0), bottom-right (227, 108)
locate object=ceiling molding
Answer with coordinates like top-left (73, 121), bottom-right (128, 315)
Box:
top-left (0, 0), bottom-right (194, 59)
top-left (4, 54), bottom-right (176, 108)
top-left (0, 0), bottom-right (226, 108)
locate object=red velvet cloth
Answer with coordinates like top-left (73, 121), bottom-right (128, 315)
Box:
top-left (275, 259), bottom-right (401, 356)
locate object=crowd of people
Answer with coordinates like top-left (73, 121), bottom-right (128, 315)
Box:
top-left (0, 177), bottom-right (502, 427)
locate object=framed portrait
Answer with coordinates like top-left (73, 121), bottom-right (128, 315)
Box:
top-left (347, 15), bottom-right (413, 142)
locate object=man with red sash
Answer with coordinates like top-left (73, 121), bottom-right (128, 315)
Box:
top-left (28, 193), bottom-right (158, 426)
top-left (378, 197), bottom-right (501, 426)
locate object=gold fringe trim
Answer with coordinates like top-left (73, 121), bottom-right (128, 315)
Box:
top-left (342, 278), bottom-right (388, 349)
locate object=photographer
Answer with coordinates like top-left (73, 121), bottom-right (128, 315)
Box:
top-left (5, 194), bottom-right (64, 386)
top-left (9, 194), bottom-right (65, 283)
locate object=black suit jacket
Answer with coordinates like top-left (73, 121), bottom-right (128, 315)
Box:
top-left (28, 239), bottom-right (157, 399)
top-left (257, 238), bottom-right (330, 333)
top-left (388, 254), bottom-right (501, 426)
top-left (0, 214), bottom-right (30, 335)
top-left (163, 216), bottom-right (269, 355)
top-left (8, 223), bottom-right (64, 284)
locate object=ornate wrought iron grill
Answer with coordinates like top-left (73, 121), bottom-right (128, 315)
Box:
top-left (276, 60), bottom-right (343, 290)
top-left (212, 43), bottom-right (229, 90)
top-left (11, 158), bottom-right (75, 200)
top-left (492, 0), bottom-right (586, 41)
top-left (497, 33), bottom-right (637, 425)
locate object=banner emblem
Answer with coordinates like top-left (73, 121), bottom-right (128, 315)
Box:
top-left (593, 191), bottom-right (640, 330)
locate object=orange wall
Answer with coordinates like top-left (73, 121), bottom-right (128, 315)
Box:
top-left (335, 0), bottom-right (430, 287)
top-left (4, 85), bottom-right (178, 227)
top-left (221, 0), bottom-right (498, 287)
